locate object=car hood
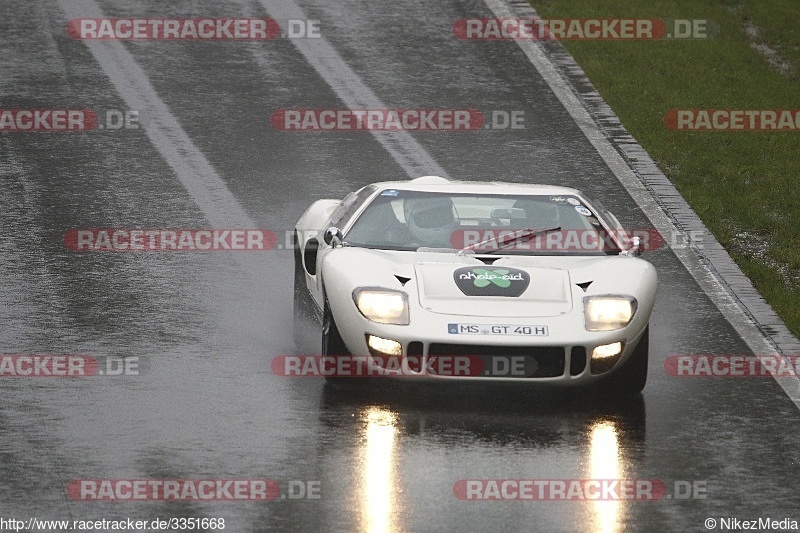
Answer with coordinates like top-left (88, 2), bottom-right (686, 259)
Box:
top-left (413, 258), bottom-right (573, 317)
top-left (325, 247), bottom-right (650, 318)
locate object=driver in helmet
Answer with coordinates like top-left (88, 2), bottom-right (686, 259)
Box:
top-left (403, 195), bottom-right (458, 248)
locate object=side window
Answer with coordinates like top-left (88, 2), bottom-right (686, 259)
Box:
top-left (329, 186), bottom-right (376, 228)
top-left (589, 197), bottom-right (623, 232)
top-left (328, 193), bottom-right (357, 228)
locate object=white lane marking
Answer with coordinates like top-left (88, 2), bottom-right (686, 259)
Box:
top-left (57, 0), bottom-right (255, 230)
top-left (55, 2), bottom-right (296, 474)
top-left (56, 0), bottom-right (285, 322)
top-left (253, 0), bottom-right (449, 179)
top-left (482, 0), bottom-right (800, 407)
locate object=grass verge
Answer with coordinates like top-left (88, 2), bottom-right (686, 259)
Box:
top-left (529, 0), bottom-right (800, 336)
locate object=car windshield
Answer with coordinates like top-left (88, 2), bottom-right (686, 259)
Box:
top-left (343, 190), bottom-right (622, 255)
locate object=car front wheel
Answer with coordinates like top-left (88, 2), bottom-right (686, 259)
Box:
top-left (322, 299), bottom-right (354, 384)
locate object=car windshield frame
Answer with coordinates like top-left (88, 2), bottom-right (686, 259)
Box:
top-left (341, 189), bottom-right (624, 256)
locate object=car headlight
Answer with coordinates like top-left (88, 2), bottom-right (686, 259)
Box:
top-left (353, 288), bottom-right (409, 325)
top-left (584, 296), bottom-right (637, 331)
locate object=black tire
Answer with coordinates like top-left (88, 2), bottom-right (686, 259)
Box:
top-left (598, 326), bottom-right (649, 395)
top-left (293, 231), bottom-right (305, 350)
top-left (322, 298), bottom-right (356, 384)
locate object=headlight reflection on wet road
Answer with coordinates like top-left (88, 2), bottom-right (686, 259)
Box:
top-left (360, 407), bottom-right (400, 533)
top-left (588, 420), bottom-right (622, 533)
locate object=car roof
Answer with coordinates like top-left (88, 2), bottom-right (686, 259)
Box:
top-left (369, 176), bottom-right (585, 197)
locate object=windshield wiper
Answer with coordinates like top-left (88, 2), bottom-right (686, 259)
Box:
top-left (458, 226), bottom-right (561, 255)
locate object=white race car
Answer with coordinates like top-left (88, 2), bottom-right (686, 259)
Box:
top-left (294, 176), bottom-right (657, 393)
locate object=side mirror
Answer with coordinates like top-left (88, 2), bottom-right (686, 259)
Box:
top-left (626, 236), bottom-right (642, 257)
top-left (323, 227), bottom-right (342, 247)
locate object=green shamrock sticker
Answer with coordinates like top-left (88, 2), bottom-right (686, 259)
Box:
top-left (453, 266), bottom-right (530, 297)
top-left (472, 268), bottom-right (512, 288)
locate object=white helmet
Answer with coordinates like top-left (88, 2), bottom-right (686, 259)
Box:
top-left (403, 196), bottom-right (457, 247)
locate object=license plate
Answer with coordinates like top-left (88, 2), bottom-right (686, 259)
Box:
top-left (447, 323), bottom-right (548, 336)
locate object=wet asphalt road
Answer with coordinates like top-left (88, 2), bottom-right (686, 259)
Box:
top-left (1, 1), bottom-right (800, 532)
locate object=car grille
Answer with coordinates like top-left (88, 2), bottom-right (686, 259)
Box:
top-left (570, 346), bottom-right (587, 376)
top-left (426, 343), bottom-right (566, 378)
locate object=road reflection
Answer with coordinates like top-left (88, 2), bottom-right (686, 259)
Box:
top-left (360, 407), bottom-right (399, 533)
top-left (320, 382), bottom-right (645, 531)
top-left (588, 421), bottom-right (622, 532)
